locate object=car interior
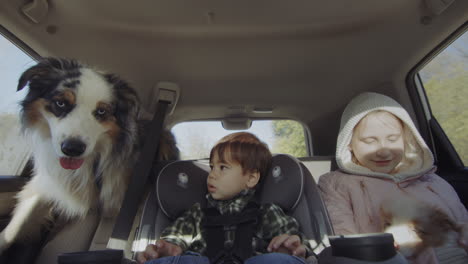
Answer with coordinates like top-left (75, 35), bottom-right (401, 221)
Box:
top-left (0, 0), bottom-right (467, 263)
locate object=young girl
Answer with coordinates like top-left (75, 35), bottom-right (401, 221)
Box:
top-left (137, 132), bottom-right (311, 264)
top-left (318, 92), bottom-right (468, 264)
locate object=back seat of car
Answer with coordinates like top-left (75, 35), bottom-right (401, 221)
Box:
top-left (299, 156), bottom-right (337, 183)
top-left (26, 155), bottom-right (337, 263)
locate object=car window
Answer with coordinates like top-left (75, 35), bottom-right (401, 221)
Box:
top-left (0, 34), bottom-right (35, 175)
top-left (171, 120), bottom-right (309, 160)
top-left (418, 30), bottom-right (467, 165)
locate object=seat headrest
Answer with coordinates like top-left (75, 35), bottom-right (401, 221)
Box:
top-left (156, 154), bottom-right (304, 219)
top-left (259, 154), bottom-right (304, 211)
top-left (156, 160), bottom-right (210, 219)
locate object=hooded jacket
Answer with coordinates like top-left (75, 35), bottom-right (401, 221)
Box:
top-left (318, 92), bottom-right (468, 264)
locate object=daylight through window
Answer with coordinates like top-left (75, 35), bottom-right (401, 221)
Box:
top-left (419, 31), bottom-right (468, 165)
top-left (171, 120), bottom-right (308, 160)
top-left (0, 34), bottom-right (35, 175)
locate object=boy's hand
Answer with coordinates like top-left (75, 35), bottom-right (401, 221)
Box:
top-left (136, 240), bottom-right (182, 263)
top-left (267, 234), bottom-right (307, 258)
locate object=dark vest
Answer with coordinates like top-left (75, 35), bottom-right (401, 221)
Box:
top-left (202, 202), bottom-right (261, 264)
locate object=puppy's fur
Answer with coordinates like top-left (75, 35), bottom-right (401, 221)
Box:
top-left (380, 196), bottom-right (461, 258)
top-left (0, 58), bottom-right (177, 253)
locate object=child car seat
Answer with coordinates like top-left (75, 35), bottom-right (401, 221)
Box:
top-left (132, 154), bottom-right (334, 258)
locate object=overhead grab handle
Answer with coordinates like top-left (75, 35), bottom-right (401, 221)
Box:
top-left (424, 0), bottom-right (455, 15)
top-left (22, 0), bottom-right (49, 24)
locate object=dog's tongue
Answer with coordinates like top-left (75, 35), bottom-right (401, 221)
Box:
top-left (59, 157), bottom-right (84, 170)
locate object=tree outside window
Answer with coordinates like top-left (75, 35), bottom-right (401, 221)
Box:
top-left (419, 32), bottom-right (468, 165)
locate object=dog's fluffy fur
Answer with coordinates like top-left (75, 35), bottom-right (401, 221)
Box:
top-left (0, 58), bottom-right (177, 252)
top-left (380, 196), bottom-right (461, 258)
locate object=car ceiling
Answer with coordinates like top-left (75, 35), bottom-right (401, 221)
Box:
top-left (1, 0), bottom-right (467, 154)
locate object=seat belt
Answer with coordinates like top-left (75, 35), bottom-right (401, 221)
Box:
top-left (107, 99), bottom-right (170, 250)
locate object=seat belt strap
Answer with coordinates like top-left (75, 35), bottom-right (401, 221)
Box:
top-left (107, 100), bottom-right (170, 250)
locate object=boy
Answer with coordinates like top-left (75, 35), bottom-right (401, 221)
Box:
top-left (137, 132), bottom-right (310, 264)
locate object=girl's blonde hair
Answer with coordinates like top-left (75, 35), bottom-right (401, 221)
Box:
top-left (397, 124), bottom-right (424, 173)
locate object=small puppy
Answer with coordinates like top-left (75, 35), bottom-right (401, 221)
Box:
top-left (380, 196), bottom-right (461, 258)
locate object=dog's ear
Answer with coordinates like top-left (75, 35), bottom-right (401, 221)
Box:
top-left (105, 73), bottom-right (140, 155)
top-left (18, 62), bottom-right (52, 91)
top-left (105, 73), bottom-right (139, 118)
top-left (17, 58), bottom-right (79, 92)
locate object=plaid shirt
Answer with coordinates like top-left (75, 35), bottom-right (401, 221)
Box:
top-left (160, 190), bottom-right (309, 255)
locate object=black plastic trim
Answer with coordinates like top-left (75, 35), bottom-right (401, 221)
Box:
top-left (0, 25), bottom-right (41, 60)
top-left (0, 176), bottom-right (28, 192)
top-left (406, 22), bottom-right (467, 169)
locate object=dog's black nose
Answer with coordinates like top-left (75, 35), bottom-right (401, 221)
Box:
top-left (61, 139), bottom-right (86, 157)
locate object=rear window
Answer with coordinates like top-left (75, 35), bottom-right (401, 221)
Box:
top-left (171, 120), bottom-right (309, 160)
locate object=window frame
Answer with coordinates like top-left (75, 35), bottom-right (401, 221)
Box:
top-left (1, 26), bottom-right (41, 60)
top-left (406, 22), bottom-right (467, 169)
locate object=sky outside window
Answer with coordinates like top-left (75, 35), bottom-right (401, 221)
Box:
top-left (0, 35), bottom-right (35, 114)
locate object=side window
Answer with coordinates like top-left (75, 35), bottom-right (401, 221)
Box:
top-left (0, 34), bottom-right (35, 175)
top-left (171, 120), bottom-right (308, 160)
top-left (418, 31), bottom-right (467, 164)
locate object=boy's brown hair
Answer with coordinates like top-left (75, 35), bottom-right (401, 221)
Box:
top-left (209, 132), bottom-right (272, 183)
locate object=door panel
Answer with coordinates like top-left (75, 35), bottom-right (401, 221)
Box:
top-left (0, 176), bottom-right (28, 230)
top-left (430, 118), bottom-right (468, 208)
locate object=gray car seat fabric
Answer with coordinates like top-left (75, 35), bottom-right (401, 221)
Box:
top-left (132, 154), bottom-right (334, 257)
top-left (260, 154), bottom-right (303, 210)
top-left (156, 160), bottom-right (210, 219)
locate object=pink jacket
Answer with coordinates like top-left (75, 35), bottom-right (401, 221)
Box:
top-left (318, 169), bottom-right (468, 264)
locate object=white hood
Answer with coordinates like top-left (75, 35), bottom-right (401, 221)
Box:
top-left (336, 92), bottom-right (434, 182)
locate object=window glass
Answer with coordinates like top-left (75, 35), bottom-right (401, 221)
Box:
top-left (172, 120), bottom-right (308, 160)
top-left (419, 31), bottom-right (468, 164)
top-left (0, 34), bottom-right (35, 175)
